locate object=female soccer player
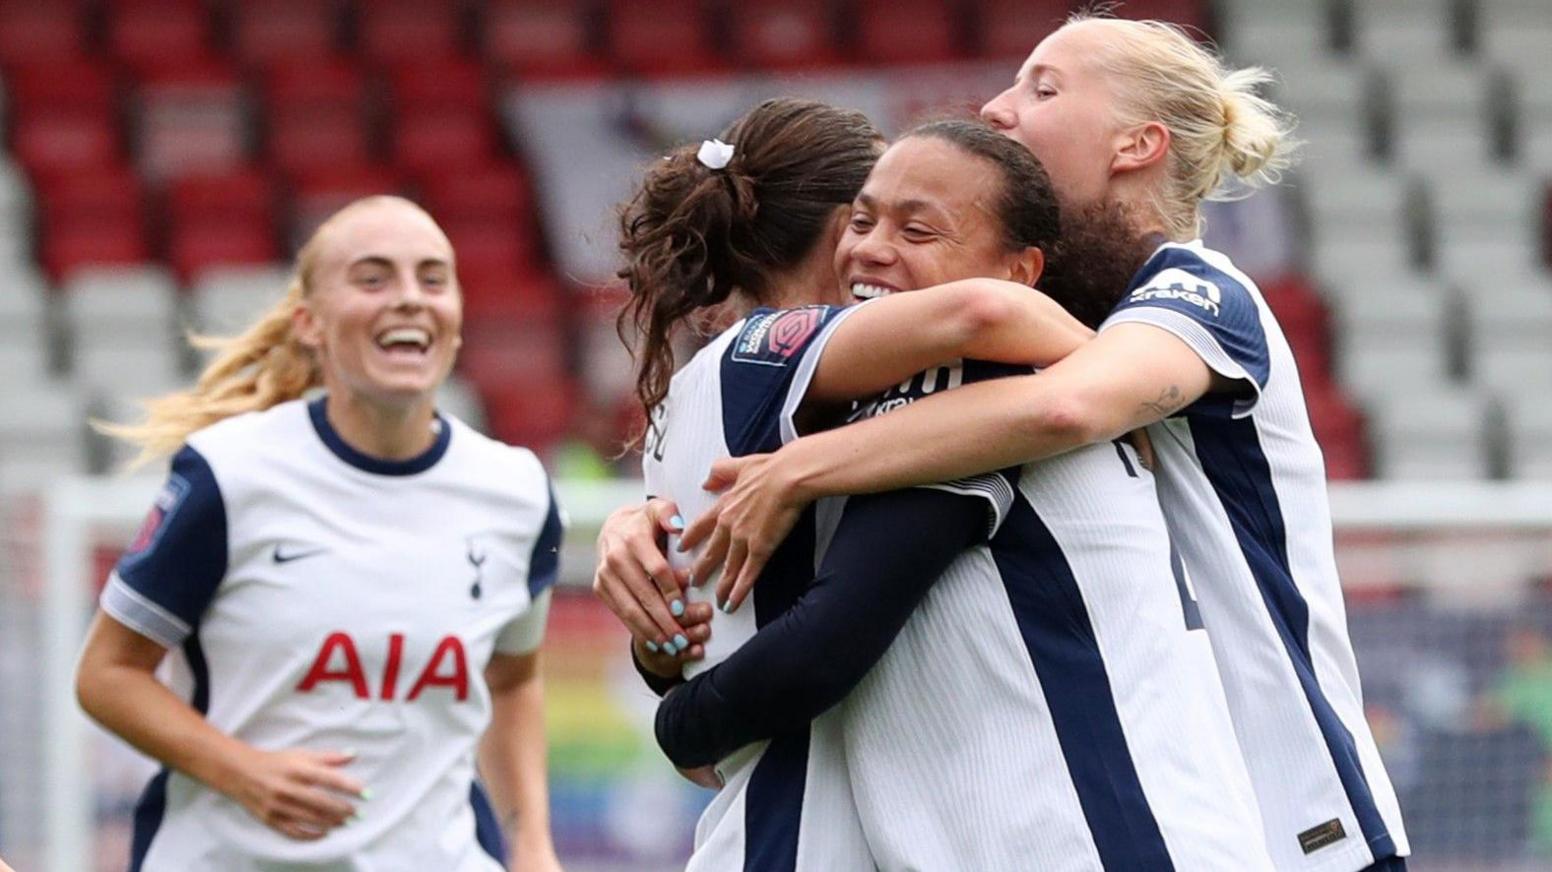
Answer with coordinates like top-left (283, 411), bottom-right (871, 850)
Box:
top-left (682, 14), bottom-right (1410, 872)
top-left (75, 197), bottom-right (564, 871)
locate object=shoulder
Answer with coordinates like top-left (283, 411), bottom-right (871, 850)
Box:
top-left (185, 397), bottom-right (312, 467)
top-left (441, 415), bottom-right (552, 500)
top-left (1123, 243), bottom-right (1264, 320)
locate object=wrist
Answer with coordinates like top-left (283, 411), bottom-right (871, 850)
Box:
top-left (775, 439), bottom-right (829, 503)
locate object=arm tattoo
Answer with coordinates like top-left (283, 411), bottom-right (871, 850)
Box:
top-left (1139, 385), bottom-right (1184, 419)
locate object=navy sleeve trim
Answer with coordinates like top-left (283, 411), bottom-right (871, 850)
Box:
top-left (1104, 248), bottom-right (1271, 417)
top-left (107, 445), bottom-right (228, 644)
top-left (718, 305), bottom-right (852, 456)
top-left (653, 487), bottom-right (986, 768)
top-left (527, 480), bottom-right (565, 597)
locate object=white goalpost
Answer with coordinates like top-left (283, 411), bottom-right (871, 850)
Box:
top-left (9, 476), bottom-right (1552, 871)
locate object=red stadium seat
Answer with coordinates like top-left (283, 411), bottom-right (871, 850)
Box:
top-left (418, 165), bottom-right (534, 223)
top-left (105, 0), bottom-right (214, 72)
top-left (480, 376), bottom-right (575, 451)
top-left (457, 266), bottom-right (561, 322)
top-left (441, 216), bottom-right (540, 281)
top-left (485, 0), bottom-right (600, 77)
top-left (1304, 383), bottom-right (1369, 480)
top-left (135, 64), bottom-right (248, 180)
top-left (975, 0), bottom-right (1071, 60)
top-left (5, 59), bottom-right (116, 114)
top-left (166, 169), bottom-right (277, 226)
top-left (0, 0), bottom-right (86, 67)
top-left (605, 0), bottom-right (721, 74)
top-left (37, 166), bottom-right (146, 227)
top-left (389, 60), bottom-right (490, 114)
top-left (268, 108), bottom-right (374, 175)
top-left (727, 0), bottom-right (840, 69)
top-left (358, 0), bottom-right (463, 65)
top-left (1260, 274), bottom-right (1332, 384)
top-left (168, 219), bottom-right (280, 281)
top-left (41, 219), bottom-right (152, 281)
top-left (392, 109), bottom-right (499, 176)
top-left (265, 60), bottom-right (369, 110)
top-left (856, 0), bottom-right (965, 65)
top-left (233, 0), bottom-right (340, 66)
top-left (10, 109), bottom-right (120, 175)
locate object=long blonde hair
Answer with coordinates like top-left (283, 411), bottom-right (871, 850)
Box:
top-left (100, 195), bottom-right (424, 468)
top-left (1067, 12), bottom-right (1298, 239)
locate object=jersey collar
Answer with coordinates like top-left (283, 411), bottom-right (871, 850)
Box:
top-left (307, 397), bottom-right (452, 476)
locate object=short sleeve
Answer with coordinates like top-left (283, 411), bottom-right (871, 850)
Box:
top-left (527, 479), bottom-right (565, 597)
top-left (495, 588), bottom-right (552, 655)
top-left (719, 303), bottom-right (866, 455)
top-left (100, 445), bottom-right (228, 649)
top-left (1101, 252), bottom-right (1270, 417)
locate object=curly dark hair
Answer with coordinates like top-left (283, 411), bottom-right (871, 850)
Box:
top-left (617, 98), bottom-right (883, 434)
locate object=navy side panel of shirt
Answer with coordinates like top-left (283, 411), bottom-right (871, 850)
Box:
top-left (115, 445), bottom-right (229, 634)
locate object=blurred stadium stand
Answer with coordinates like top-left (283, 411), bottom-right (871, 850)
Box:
top-left (0, 0), bottom-right (1546, 485)
top-left (3, 3), bottom-right (1552, 868)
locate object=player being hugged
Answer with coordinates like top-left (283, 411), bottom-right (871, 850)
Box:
top-left (75, 196), bottom-right (564, 872)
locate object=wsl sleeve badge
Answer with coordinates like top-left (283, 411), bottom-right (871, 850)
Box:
top-left (731, 306), bottom-right (830, 367)
top-left (121, 473), bottom-right (192, 566)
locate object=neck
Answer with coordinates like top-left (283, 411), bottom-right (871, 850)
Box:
top-left (324, 390), bottom-right (438, 461)
top-left (760, 242), bottom-right (849, 312)
top-left (1109, 170), bottom-right (1186, 242)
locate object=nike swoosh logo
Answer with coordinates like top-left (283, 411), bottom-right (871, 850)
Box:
top-left (273, 545), bottom-right (328, 564)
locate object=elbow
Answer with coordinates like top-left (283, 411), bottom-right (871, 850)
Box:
top-left (951, 285), bottom-right (1019, 344)
top-left (75, 662), bottom-right (105, 723)
top-left (1021, 393), bottom-right (1114, 449)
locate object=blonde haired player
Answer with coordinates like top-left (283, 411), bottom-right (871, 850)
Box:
top-left (75, 196), bottom-right (564, 871)
top-left (681, 14), bottom-right (1411, 872)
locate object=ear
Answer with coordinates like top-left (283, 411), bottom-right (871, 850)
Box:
top-left (1007, 245), bottom-right (1045, 288)
top-left (291, 301), bottom-right (324, 350)
top-left (1111, 120), bottom-right (1170, 174)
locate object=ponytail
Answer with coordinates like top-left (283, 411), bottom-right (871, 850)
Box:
top-left (615, 98), bottom-right (882, 443)
top-left (97, 277), bottom-right (321, 468)
top-left (1217, 66), bottom-right (1294, 191)
top-left (616, 145), bottom-right (762, 429)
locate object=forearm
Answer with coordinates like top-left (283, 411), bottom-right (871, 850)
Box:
top-left (655, 488), bottom-right (985, 767)
top-left (780, 324), bottom-right (1218, 500)
top-left (479, 660), bottom-right (554, 851)
top-left (77, 660), bottom-right (250, 797)
top-left (807, 280), bottom-right (1091, 404)
top-left (781, 375), bottom-right (1077, 500)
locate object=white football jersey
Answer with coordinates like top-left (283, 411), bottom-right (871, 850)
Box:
top-left (100, 397), bottom-right (563, 871)
top-left (836, 360), bottom-right (1275, 872)
top-left (644, 304), bottom-right (878, 871)
top-left (1101, 240), bottom-right (1410, 871)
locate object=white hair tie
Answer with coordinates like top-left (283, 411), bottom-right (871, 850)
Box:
top-left (697, 138), bottom-right (735, 170)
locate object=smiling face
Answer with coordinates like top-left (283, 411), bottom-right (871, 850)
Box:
top-left (980, 21), bottom-right (1125, 212)
top-left (837, 137), bottom-right (1030, 299)
top-left (293, 198), bottom-right (462, 410)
